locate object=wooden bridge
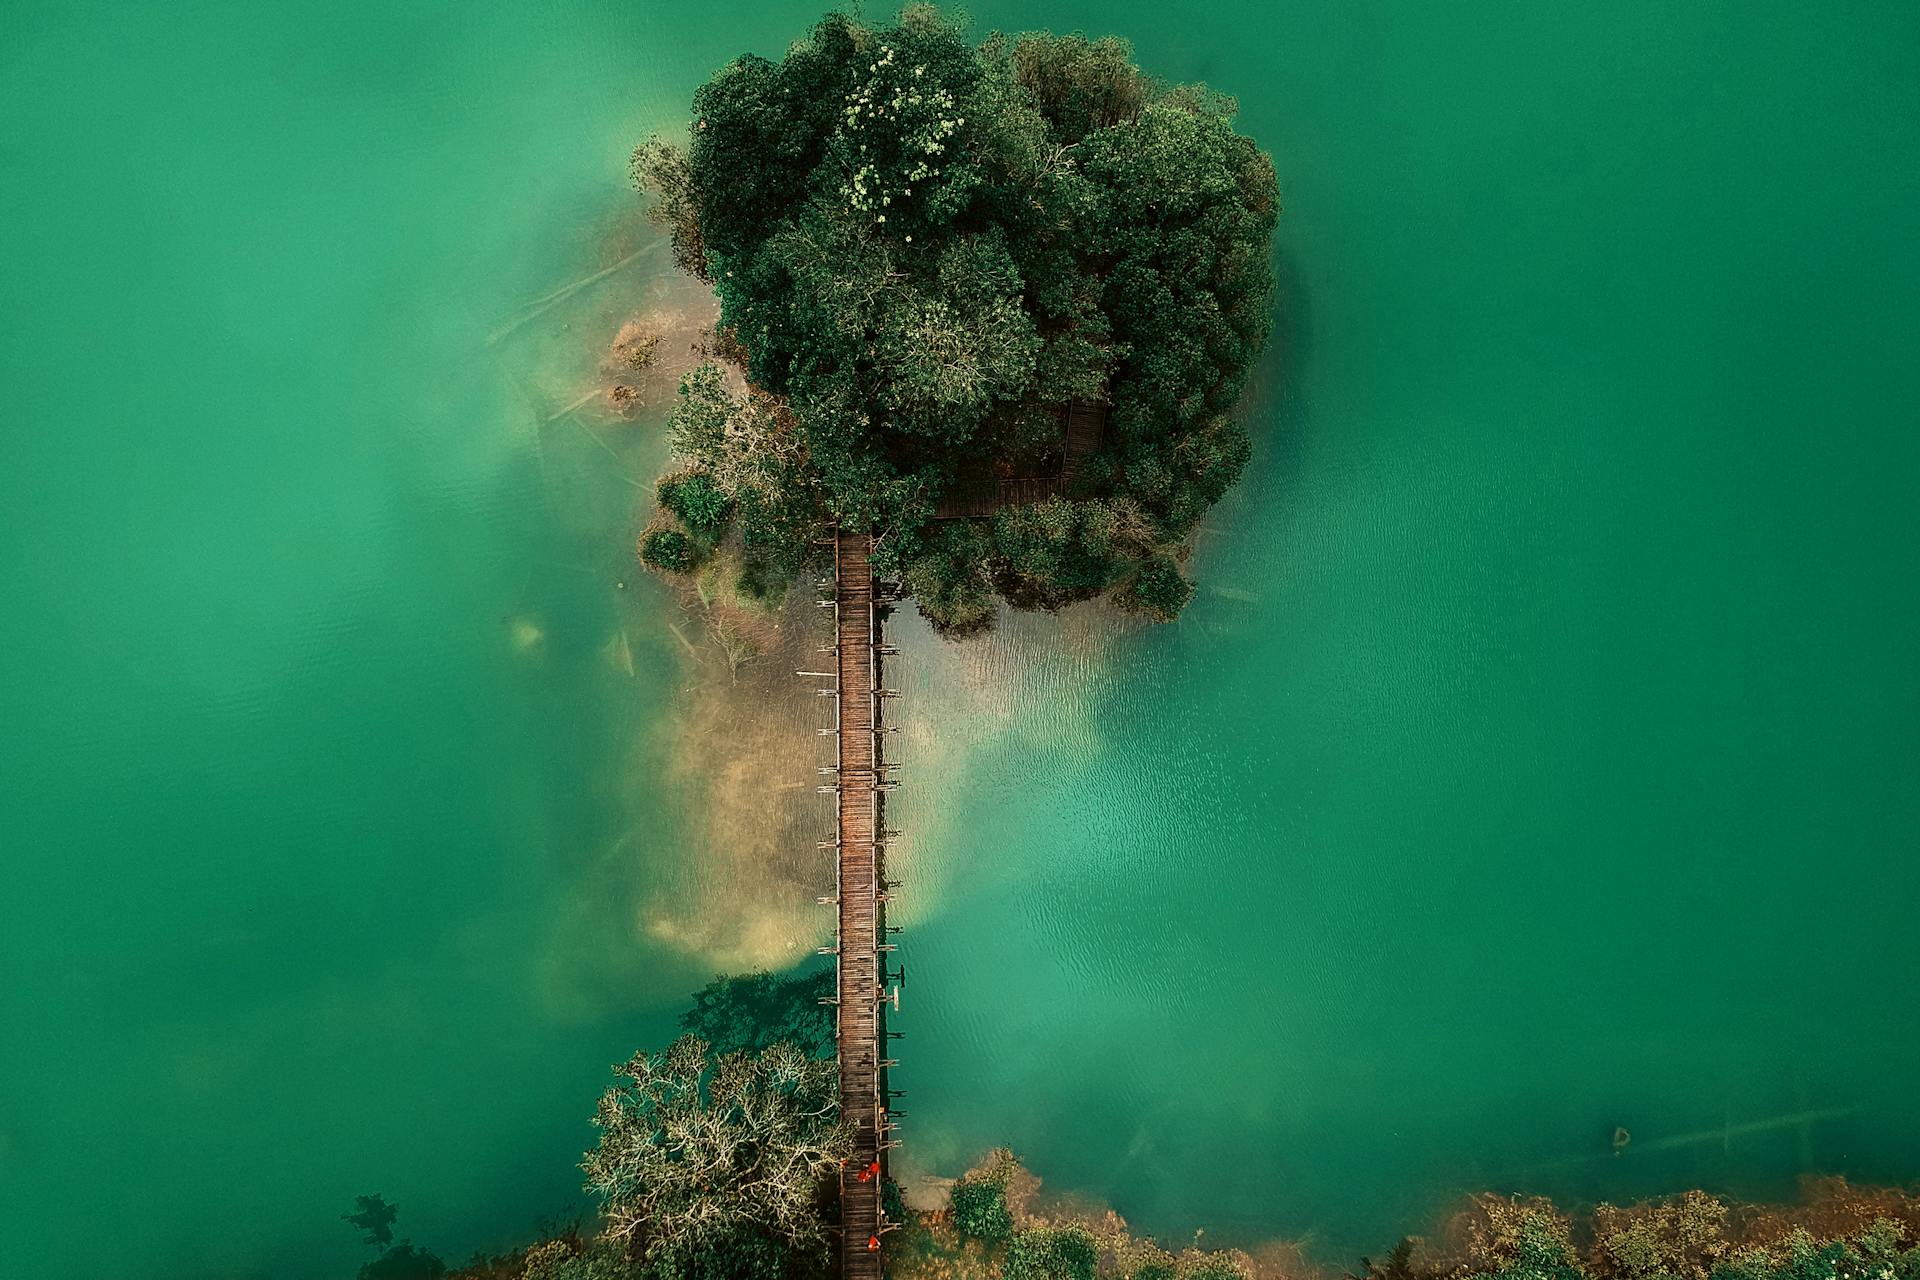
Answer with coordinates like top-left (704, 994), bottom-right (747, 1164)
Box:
top-left (811, 405), bottom-right (1106, 1271)
top-left (816, 528), bottom-right (899, 1277)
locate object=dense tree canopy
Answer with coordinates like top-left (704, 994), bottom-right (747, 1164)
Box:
top-left (635, 4), bottom-right (1279, 632)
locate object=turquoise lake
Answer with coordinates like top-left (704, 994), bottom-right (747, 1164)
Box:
top-left (2, 1), bottom-right (1916, 1276)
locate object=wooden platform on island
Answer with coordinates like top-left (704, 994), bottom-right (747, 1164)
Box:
top-left (933, 399), bottom-right (1108, 519)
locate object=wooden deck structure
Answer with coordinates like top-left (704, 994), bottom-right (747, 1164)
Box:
top-left (1060, 398), bottom-right (1105, 487)
top-left (933, 399), bottom-right (1108, 519)
top-left (822, 529), bottom-right (897, 1278)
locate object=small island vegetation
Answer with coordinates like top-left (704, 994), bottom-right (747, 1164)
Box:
top-left (631, 4), bottom-right (1280, 633)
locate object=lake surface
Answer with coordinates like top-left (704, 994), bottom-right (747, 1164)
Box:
top-left (3, 1), bottom-right (1916, 1276)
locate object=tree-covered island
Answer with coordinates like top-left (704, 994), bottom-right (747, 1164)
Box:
top-left (633, 5), bottom-right (1279, 633)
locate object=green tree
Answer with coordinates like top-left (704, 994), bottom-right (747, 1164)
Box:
top-left (1113, 552), bottom-right (1193, 622)
top-left (900, 520), bottom-right (997, 635)
top-left (632, 6), bottom-right (1279, 632)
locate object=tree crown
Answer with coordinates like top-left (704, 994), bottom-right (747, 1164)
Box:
top-left (637, 6), bottom-right (1280, 633)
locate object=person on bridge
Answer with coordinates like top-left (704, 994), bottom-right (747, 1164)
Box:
top-left (868, 1235), bottom-right (881, 1252)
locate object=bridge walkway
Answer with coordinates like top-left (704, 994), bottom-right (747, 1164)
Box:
top-left (827, 529), bottom-right (894, 1279)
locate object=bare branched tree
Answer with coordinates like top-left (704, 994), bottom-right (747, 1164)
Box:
top-left (582, 1035), bottom-right (852, 1262)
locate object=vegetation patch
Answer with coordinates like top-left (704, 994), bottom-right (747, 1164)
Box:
top-left (342, 975), bottom-right (1920, 1280)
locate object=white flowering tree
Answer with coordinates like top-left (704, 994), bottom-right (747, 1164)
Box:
top-left (581, 1035), bottom-right (852, 1267)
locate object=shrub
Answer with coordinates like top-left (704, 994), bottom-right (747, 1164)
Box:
top-left (657, 470), bottom-right (734, 540)
top-left (1005, 1226), bottom-right (1097, 1280)
top-left (950, 1177), bottom-right (1014, 1243)
top-left (1594, 1193), bottom-right (1730, 1280)
top-left (639, 526), bottom-right (699, 574)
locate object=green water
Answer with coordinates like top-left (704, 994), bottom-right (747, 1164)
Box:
top-left (3, 1), bottom-right (1917, 1276)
